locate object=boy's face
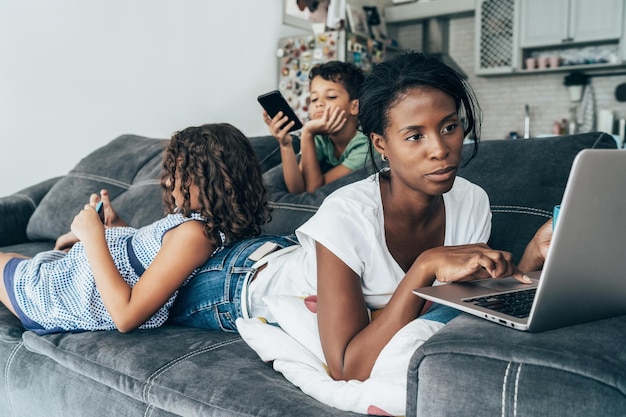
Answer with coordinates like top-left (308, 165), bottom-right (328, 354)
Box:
top-left (308, 76), bottom-right (358, 120)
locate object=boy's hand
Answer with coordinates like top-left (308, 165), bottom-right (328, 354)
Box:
top-left (304, 106), bottom-right (347, 136)
top-left (263, 110), bottom-right (294, 147)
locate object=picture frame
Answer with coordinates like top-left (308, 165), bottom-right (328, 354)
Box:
top-left (363, 5), bottom-right (388, 42)
top-left (345, 4), bottom-right (369, 37)
top-left (283, 0), bottom-right (330, 31)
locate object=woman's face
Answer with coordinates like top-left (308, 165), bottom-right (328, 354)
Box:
top-left (372, 86), bottom-right (465, 198)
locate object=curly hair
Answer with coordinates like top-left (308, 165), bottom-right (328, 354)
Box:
top-left (309, 60), bottom-right (365, 100)
top-left (358, 52), bottom-right (482, 174)
top-left (161, 123), bottom-right (270, 247)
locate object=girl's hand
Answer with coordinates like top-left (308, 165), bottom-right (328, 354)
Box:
top-left (263, 110), bottom-right (294, 147)
top-left (70, 204), bottom-right (105, 243)
top-left (54, 189), bottom-right (124, 251)
top-left (91, 189), bottom-right (127, 227)
top-left (416, 243), bottom-right (532, 284)
top-left (304, 106), bottom-right (347, 136)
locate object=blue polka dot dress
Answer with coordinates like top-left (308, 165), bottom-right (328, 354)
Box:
top-left (10, 212), bottom-right (211, 333)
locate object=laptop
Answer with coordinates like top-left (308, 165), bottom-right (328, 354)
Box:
top-left (413, 149), bottom-right (626, 332)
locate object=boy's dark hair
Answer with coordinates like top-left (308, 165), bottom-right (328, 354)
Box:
top-left (309, 61), bottom-right (365, 99)
top-left (358, 52), bottom-right (482, 173)
top-left (161, 123), bottom-right (270, 247)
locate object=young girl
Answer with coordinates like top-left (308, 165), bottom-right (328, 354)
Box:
top-left (171, 52), bottom-right (551, 382)
top-left (0, 123), bottom-right (270, 334)
top-left (263, 61), bottom-right (369, 194)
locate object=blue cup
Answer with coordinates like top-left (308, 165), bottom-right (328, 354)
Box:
top-left (553, 205), bottom-right (560, 230)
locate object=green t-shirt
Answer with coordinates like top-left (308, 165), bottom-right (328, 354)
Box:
top-left (312, 131), bottom-right (373, 171)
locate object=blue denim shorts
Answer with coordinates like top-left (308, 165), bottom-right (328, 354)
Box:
top-left (168, 234), bottom-right (298, 332)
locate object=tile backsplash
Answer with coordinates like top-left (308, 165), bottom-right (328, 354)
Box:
top-left (393, 16), bottom-right (626, 142)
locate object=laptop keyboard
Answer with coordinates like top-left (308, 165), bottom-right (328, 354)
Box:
top-left (463, 288), bottom-right (537, 318)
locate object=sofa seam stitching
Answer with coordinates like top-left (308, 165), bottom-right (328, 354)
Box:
top-left (514, 363), bottom-right (522, 417)
top-left (24, 333), bottom-right (239, 411)
top-left (268, 202), bottom-right (319, 212)
top-left (491, 205), bottom-right (552, 216)
top-left (501, 361), bottom-right (511, 417)
top-left (142, 337), bottom-right (242, 403)
top-left (4, 341), bottom-right (24, 417)
top-left (65, 172), bottom-right (162, 190)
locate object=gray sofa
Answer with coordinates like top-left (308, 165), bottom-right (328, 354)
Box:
top-left (0, 131), bottom-right (624, 417)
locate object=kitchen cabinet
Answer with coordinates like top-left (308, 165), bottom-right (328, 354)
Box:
top-left (474, 0), bottom-right (517, 75)
top-left (476, 0), bottom-right (626, 75)
top-left (520, 0), bottom-right (624, 48)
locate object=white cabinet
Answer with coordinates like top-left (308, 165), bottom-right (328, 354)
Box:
top-left (520, 0), bottom-right (624, 48)
top-left (475, 0), bottom-right (517, 74)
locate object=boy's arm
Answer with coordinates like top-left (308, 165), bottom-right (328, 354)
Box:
top-left (280, 140), bottom-right (306, 194)
top-left (299, 128), bottom-right (325, 193)
top-left (263, 110), bottom-right (306, 193)
top-left (321, 164), bottom-right (353, 185)
top-left (314, 134), bottom-right (370, 191)
top-left (300, 107), bottom-right (348, 192)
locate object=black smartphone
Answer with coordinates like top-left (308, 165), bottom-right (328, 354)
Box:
top-left (257, 90), bottom-right (303, 132)
top-left (95, 201), bottom-right (105, 223)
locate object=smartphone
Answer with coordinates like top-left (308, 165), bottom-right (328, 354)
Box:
top-left (257, 90), bottom-right (303, 132)
top-left (95, 201), bottom-right (105, 223)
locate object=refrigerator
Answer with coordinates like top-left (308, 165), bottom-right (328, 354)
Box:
top-left (276, 30), bottom-right (397, 122)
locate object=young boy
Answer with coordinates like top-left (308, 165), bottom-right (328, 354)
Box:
top-left (263, 61), bottom-right (369, 194)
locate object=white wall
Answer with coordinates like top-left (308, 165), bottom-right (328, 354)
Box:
top-left (0, 0), bottom-right (308, 197)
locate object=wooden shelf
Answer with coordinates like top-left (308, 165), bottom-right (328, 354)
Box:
top-left (479, 62), bottom-right (626, 77)
top-left (384, 0), bottom-right (475, 24)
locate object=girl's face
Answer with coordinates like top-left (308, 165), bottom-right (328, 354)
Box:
top-left (308, 76), bottom-right (358, 120)
top-left (372, 86), bottom-right (464, 198)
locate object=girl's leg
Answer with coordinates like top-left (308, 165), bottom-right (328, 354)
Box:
top-left (0, 252), bottom-right (28, 316)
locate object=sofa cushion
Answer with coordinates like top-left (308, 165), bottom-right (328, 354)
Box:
top-left (262, 165), bottom-right (373, 235)
top-left (21, 326), bottom-right (360, 416)
top-left (406, 313), bottom-right (626, 417)
top-left (26, 135), bottom-right (167, 241)
top-left (25, 134), bottom-right (285, 243)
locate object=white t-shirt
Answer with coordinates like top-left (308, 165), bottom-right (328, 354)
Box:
top-left (247, 173), bottom-right (491, 320)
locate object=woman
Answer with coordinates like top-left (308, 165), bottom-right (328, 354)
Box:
top-left (170, 53), bottom-right (551, 384)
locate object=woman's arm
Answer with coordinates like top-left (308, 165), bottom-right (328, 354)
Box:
top-left (316, 242), bottom-right (432, 381)
top-left (518, 219), bottom-right (553, 272)
top-left (316, 241), bottom-right (531, 381)
top-left (73, 207), bottom-right (213, 332)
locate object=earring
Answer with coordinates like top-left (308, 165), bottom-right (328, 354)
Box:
top-left (381, 154), bottom-right (387, 162)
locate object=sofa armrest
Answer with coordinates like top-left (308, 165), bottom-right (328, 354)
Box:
top-left (0, 177), bottom-right (61, 247)
top-left (407, 314), bottom-right (626, 417)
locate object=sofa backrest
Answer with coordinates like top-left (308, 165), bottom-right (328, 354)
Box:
top-left (25, 134), bottom-right (294, 242)
top-left (26, 135), bottom-right (168, 241)
top-left (25, 131), bottom-right (617, 265)
top-left (457, 131), bottom-right (616, 261)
